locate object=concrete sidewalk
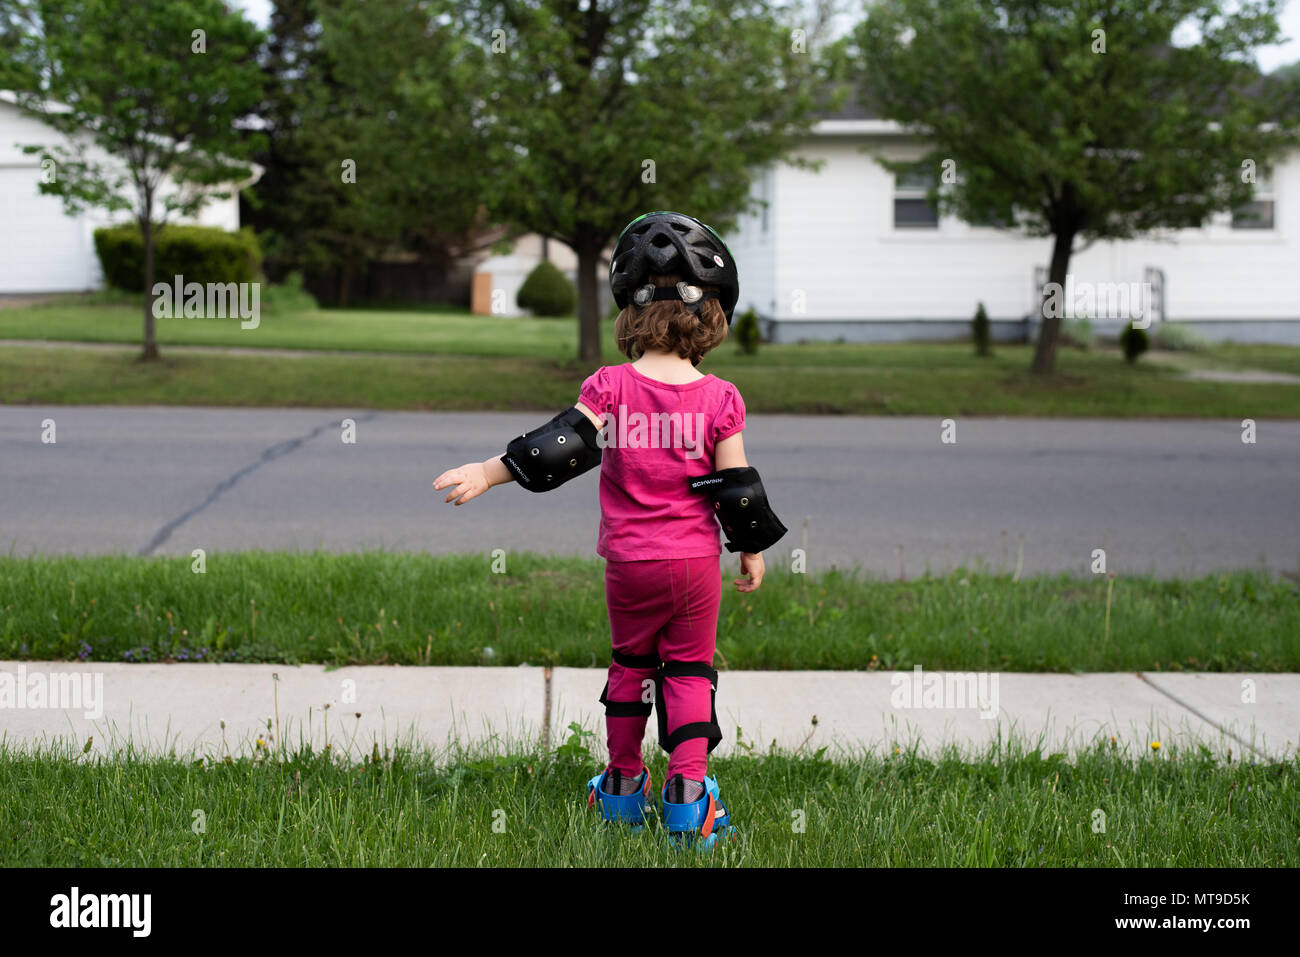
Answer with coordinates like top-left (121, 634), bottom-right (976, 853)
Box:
top-left (1, 662), bottom-right (1294, 762)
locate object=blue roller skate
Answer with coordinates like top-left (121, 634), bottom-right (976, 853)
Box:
top-left (661, 773), bottom-right (736, 850)
top-left (586, 768), bottom-right (654, 831)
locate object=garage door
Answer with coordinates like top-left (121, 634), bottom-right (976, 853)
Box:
top-left (0, 166), bottom-right (97, 292)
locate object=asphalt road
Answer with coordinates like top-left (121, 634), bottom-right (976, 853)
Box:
top-left (1, 406), bottom-right (1297, 576)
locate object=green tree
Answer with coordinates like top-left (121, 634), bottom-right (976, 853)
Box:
top-left (1, 0), bottom-right (264, 359)
top-left (451, 0), bottom-right (835, 364)
top-left (239, 0), bottom-right (353, 293)
top-left (246, 0), bottom-right (488, 305)
top-left (846, 0), bottom-right (1300, 374)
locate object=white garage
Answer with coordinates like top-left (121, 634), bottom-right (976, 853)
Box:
top-left (0, 164), bottom-right (102, 293)
top-left (0, 91), bottom-right (259, 295)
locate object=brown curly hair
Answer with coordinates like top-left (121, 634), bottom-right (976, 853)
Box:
top-left (614, 272), bottom-right (729, 364)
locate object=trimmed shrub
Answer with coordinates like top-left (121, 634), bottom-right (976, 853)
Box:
top-left (734, 308), bottom-right (761, 355)
top-left (1154, 321), bottom-right (1208, 352)
top-left (94, 223), bottom-right (262, 293)
top-left (972, 301), bottom-right (992, 356)
top-left (1061, 317), bottom-right (1094, 351)
top-left (260, 271), bottom-right (319, 313)
top-left (516, 260), bottom-right (576, 317)
top-left (1120, 323), bottom-right (1150, 364)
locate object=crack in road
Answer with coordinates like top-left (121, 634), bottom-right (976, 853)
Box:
top-left (138, 412), bottom-right (380, 556)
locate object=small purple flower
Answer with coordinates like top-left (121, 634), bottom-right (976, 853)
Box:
top-left (124, 650), bottom-right (135, 661)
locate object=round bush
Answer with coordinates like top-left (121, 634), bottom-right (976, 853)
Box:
top-left (1120, 323), bottom-right (1150, 364)
top-left (516, 260), bottom-right (576, 317)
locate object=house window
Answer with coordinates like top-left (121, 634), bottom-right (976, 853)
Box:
top-left (894, 167), bottom-right (939, 228)
top-left (1232, 169), bottom-right (1274, 230)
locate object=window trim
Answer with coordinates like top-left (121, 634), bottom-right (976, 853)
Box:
top-left (1231, 168), bottom-right (1275, 231)
top-left (893, 167), bottom-right (940, 230)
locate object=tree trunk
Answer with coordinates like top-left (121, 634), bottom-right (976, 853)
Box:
top-left (140, 214), bottom-right (160, 361)
top-left (338, 262), bottom-right (352, 308)
top-left (1029, 226), bottom-right (1076, 375)
top-left (575, 234), bottom-right (602, 365)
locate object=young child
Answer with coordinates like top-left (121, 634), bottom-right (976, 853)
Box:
top-left (433, 211), bottom-right (787, 847)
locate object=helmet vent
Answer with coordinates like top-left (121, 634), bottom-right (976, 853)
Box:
top-left (610, 211), bottom-right (738, 326)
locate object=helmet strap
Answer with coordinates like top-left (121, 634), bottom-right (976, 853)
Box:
top-left (632, 284), bottom-right (720, 317)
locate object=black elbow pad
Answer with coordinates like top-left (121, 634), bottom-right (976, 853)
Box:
top-left (503, 407), bottom-right (603, 492)
top-left (687, 466), bottom-right (788, 553)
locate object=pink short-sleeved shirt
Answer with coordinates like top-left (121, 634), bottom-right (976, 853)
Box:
top-left (579, 363), bottom-right (746, 561)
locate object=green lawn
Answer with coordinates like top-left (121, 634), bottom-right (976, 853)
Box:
top-left (5, 340), bottom-right (1300, 416)
top-left (2, 552), bottom-right (1295, 672)
top-left (3, 297), bottom-right (1300, 415)
top-left (0, 295), bottom-right (586, 358)
top-left (2, 735), bottom-right (1294, 866)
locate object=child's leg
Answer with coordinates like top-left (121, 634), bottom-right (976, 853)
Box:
top-left (656, 554), bottom-right (723, 785)
top-left (603, 558), bottom-right (672, 778)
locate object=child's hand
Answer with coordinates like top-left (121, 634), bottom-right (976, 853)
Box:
top-left (734, 551), bottom-right (764, 593)
top-left (433, 462), bottom-right (491, 506)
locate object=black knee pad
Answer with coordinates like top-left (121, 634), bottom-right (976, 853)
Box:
top-left (598, 649), bottom-right (658, 718)
top-left (653, 661), bottom-right (722, 754)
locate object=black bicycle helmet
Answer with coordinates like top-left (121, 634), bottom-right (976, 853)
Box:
top-left (610, 211), bottom-right (740, 324)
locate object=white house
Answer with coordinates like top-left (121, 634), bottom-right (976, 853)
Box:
top-left (726, 108), bottom-right (1299, 344)
top-left (0, 91), bottom-right (261, 295)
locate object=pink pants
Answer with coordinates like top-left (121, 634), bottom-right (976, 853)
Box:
top-left (603, 555), bottom-right (721, 783)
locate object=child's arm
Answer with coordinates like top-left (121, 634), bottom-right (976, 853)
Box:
top-left (433, 454), bottom-right (512, 506)
top-left (434, 401), bottom-right (604, 506)
top-left (573, 400), bottom-right (604, 430)
top-left (714, 432), bottom-right (747, 470)
top-left (712, 432), bottom-right (765, 594)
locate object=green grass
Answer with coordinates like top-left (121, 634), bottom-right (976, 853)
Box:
top-left (0, 345), bottom-right (583, 410)
top-left (3, 299), bottom-right (1300, 415)
top-left (1188, 343), bottom-right (1300, 377)
top-left (5, 340), bottom-right (1300, 416)
top-left (1, 734), bottom-right (1293, 866)
top-left (0, 296), bottom-right (586, 358)
top-left (2, 552), bottom-right (1295, 672)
